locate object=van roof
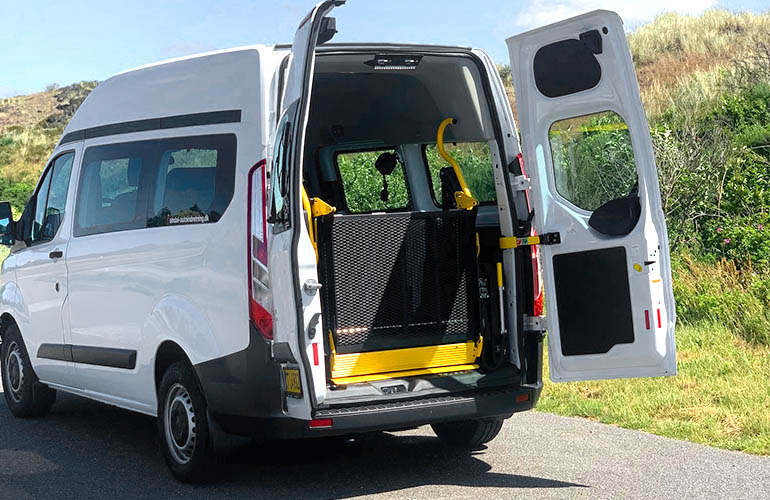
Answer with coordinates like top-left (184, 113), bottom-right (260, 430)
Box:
top-left (59, 42), bottom-right (479, 147)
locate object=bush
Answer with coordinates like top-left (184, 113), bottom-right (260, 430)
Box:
top-left (0, 178), bottom-right (33, 213)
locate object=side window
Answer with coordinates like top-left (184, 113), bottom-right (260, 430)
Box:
top-left (336, 149), bottom-right (409, 213)
top-left (148, 134), bottom-right (236, 227)
top-left (30, 169), bottom-right (52, 243)
top-left (75, 150), bottom-right (146, 236)
top-left (548, 110), bottom-right (637, 211)
top-left (271, 116), bottom-right (292, 233)
top-left (29, 152), bottom-right (74, 244)
top-left (424, 142), bottom-right (497, 205)
top-left (75, 134), bottom-right (237, 237)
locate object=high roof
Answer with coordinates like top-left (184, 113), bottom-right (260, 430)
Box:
top-left (61, 45), bottom-right (287, 143)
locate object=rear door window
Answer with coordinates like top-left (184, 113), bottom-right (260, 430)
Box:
top-left (423, 142), bottom-right (496, 205)
top-left (336, 149), bottom-right (409, 213)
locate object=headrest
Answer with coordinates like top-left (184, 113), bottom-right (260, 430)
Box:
top-left (127, 159), bottom-right (142, 187)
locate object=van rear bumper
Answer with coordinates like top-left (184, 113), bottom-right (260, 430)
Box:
top-left (211, 385), bottom-right (541, 440)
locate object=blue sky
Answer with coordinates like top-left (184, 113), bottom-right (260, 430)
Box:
top-left (1, 0), bottom-right (768, 98)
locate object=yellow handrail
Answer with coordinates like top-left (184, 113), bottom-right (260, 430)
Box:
top-left (437, 117), bottom-right (478, 209)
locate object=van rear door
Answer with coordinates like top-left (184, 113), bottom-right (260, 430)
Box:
top-left (507, 10), bottom-right (677, 382)
top-left (267, 0), bottom-right (345, 415)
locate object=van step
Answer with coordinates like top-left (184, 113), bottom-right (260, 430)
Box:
top-left (315, 388), bottom-right (520, 417)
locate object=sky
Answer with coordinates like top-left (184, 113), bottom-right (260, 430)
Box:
top-left (1, 0), bottom-right (768, 98)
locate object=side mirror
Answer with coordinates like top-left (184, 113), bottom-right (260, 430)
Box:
top-left (0, 201), bottom-right (15, 246)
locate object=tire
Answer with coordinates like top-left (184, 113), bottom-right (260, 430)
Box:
top-left (157, 361), bottom-right (214, 482)
top-left (431, 417), bottom-right (505, 449)
top-left (1, 325), bottom-right (56, 417)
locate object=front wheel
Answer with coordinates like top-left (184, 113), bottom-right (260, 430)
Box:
top-left (431, 417), bottom-right (505, 449)
top-left (1, 325), bottom-right (56, 417)
top-left (157, 361), bottom-right (214, 482)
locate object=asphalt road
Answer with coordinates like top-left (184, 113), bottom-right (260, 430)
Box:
top-left (0, 384), bottom-right (768, 500)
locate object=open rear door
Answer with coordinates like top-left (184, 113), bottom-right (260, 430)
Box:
top-left (507, 10), bottom-right (676, 382)
top-left (268, 0), bottom-right (344, 416)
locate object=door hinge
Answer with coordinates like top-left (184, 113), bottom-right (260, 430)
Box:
top-left (523, 315), bottom-right (547, 333)
top-left (510, 175), bottom-right (531, 192)
top-left (499, 232), bottom-right (561, 249)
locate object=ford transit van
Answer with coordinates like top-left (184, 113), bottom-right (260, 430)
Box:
top-left (0, 1), bottom-right (676, 481)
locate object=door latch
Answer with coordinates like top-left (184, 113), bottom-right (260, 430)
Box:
top-left (510, 175), bottom-right (531, 192)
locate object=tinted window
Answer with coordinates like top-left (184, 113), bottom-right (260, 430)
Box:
top-left (76, 147), bottom-right (147, 236)
top-left (534, 30), bottom-right (603, 98)
top-left (28, 152), bottom-right (74, 244)
top-left (424, 142), bottom-right (496, 205)
top-left (548, 111), bottom-right (637, 211)
top-left (75, 134), bottom-right (236, 237)
top-left (336, 149), bottom-right (409, 213)
top-left (148, 135), bottom-right (236, 227)
top-left (271, 115), bottom-right (292, 232)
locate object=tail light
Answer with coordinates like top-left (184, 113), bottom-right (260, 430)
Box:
top-left (248, 161), bottom-right (273, 339)
top-left (517, 153), bottom-right (544, 316)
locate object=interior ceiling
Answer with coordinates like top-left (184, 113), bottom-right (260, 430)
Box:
top-left (305, 53), bottom-right (494, 150)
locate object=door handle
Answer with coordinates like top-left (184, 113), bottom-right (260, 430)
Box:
top-left (49, 250), bottom-right (63, 260)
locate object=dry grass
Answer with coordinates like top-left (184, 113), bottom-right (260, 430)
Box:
top-left (628, 10), bottom-right (770, 117)
top-left (629, 10), bottom-right (770, 66)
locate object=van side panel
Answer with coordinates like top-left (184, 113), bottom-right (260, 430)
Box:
top-left (48, 48), bottom-right (275, 413)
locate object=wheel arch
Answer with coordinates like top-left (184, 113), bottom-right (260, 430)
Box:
top-left (0, 312), bottom-right (19, 341)
top-left (154, 340), bottom-right (200, 394)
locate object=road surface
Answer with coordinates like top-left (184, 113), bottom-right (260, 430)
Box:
top-left (0, 385), bottom-right (767, 499)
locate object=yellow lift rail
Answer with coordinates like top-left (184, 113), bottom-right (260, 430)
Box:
top-left (437, 117), bottom-right (478, 210)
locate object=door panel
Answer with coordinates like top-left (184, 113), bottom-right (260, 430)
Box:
top-left (15, 149), bottom-right (78, 387)
top-left (268, 0), bottom-right (344, 415)
top-left (507, 10), bottom-right (676, 382)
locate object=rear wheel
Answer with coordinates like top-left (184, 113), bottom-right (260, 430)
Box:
top-left (157, 361), bottom-right (214, 482)
top-left (431, 417), bottom-right (505, 449)
top-left (1, 325), bottom-right (56, 417)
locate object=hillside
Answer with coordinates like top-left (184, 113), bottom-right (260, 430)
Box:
top-left (0, 82), bottom-right (96, 205)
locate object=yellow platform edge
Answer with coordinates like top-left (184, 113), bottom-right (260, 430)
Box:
top-left (330, 339), bottom-right (483, 380)
top-left (331, 363), bottom-right (479, 385)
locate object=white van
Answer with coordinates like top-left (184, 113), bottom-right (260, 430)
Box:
top-left (0, 2), bottom-right (676, 481)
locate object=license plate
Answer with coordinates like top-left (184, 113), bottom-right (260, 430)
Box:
top-left (284, 367), bottom-right (302, 397)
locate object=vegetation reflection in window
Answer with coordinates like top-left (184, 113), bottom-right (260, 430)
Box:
top-left (548, 111), bottom-right (637, 211)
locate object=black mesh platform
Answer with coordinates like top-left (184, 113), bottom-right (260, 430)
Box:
top-left (317, 210), bottom-right (479, 354)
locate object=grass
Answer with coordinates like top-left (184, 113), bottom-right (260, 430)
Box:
top-left (628, 10), bottom-right (770, 66)
top-left (538, 323), bottom-right (770, 455)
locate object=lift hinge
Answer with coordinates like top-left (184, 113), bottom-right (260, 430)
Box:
top-left (499, 232), bottom-right (561, 250)
top-left (523, 315), bottom-right (547, 333)
top-left (510, 175), bottom-right (531, 192)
